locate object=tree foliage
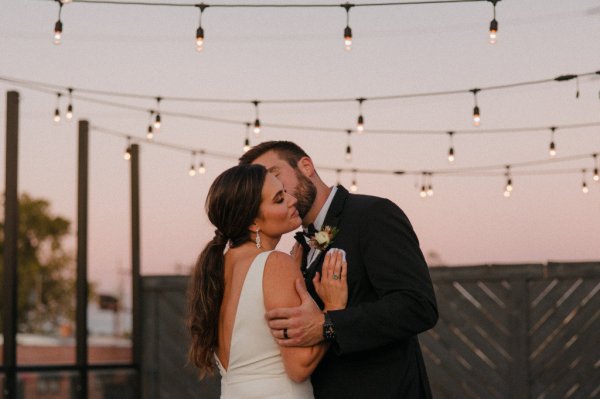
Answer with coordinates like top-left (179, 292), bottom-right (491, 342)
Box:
top-left (0, 193), bottom-right (75, 334)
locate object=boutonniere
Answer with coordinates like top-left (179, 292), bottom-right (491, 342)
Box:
top-left (308, 225), bottom-right (339, 251)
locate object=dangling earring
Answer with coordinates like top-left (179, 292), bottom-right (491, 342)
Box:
top-left (255, 227), bottom-right (262, 249)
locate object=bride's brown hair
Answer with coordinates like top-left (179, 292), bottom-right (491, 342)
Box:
top-left (187, 164), bottom-right (267, 376)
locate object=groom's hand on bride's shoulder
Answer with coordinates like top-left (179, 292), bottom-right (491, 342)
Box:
top-left (265, 278), bottom-right (325, 347)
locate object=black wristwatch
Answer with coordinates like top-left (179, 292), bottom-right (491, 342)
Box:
top-left (323, 312), bottom-right (336, 342)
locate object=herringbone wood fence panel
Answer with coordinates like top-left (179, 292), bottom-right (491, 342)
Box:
top-left (142, 263), bottom-right (600, 399)
top-left (421, 263), bottom-right (600, 399)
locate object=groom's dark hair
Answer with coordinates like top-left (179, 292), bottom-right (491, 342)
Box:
top-left (239, 141), bottom-right (309, 169)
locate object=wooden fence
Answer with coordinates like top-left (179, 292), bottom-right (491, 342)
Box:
top-left (141, 262), bottom-right (600, 399)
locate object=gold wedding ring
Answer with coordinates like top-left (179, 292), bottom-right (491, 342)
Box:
top-left (332, 274), bottom-right (340, 280)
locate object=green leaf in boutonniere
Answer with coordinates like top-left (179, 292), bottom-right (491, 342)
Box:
top-left (308, 225), bottom-right (339, 251)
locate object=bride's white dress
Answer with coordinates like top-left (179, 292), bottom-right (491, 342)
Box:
top-left (215, 250), bottom-right (314, 399)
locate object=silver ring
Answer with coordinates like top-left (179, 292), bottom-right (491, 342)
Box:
top-left (283, 328), bottom-right (289, 339)
top-left (332, 274), bottom-right (340, 280)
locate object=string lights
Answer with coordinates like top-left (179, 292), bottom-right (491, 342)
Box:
top-left (419, 173), bottom-right (434, 198)
top-left (345, 130), bottom-right (352, 162)
top-left (53, 1), bottom-right (63, 45)
top-left (488, 0), bottom-right (499, 44)
top-left (503, 165), bottom-right (512, 197)
top-left (45, 0), bottom-right (502, 51)
top-left (189, 152), bottom-right (197, 176)
top-left (154, 97), bottom-right (162, 131)
top-left (66, 88), bottom-right (74, 120)
top-left (252, 101), bottom-right (261, 136)
top-left (198, 151), bottom-right (207, 174)
top-left (356, 98), bottom-right (365, 133)
top-left (447, 131), bottom-right (455, 163)
top-left (147, 111), bottom-right (154, 140)
top-left (124, 137), bottom-right (132, 161)
top-left (3, 69), bottom-right (598, 129)
top-left (91, 125), bottom-right (600, 195)
top-left (581, 169), bottom-right (589, 194)
top-left (341, 3), bottom-right (354, 51)
top-left (53, 92), bottom-right (61, 123)
top-left (243, 123), bottom-right (251, 153)
top-left (195, 3), bottom-right (207, 52)
top-left (548, 127), bottom-right (557, 157)
top-left (350, 169), bottom-right (358, 192)
top-left (471, 89), bottom-right (481, 127)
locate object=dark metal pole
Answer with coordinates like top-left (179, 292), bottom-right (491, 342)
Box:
top-left (76, 120), bottom-right (89, 399)
top-left (130, 144), bottom-right (142, 399)
top-left (3, 91), bottom-right (19, 399)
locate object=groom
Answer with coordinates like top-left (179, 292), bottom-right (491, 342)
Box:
top-left (239, 141), bottom-right (438, 399)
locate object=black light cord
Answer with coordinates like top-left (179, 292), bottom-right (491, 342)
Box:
top-left (3, 70), bottom-right (597, 105)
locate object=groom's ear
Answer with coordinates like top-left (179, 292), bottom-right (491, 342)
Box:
top-left (297, 156), bottom-right (316, 178)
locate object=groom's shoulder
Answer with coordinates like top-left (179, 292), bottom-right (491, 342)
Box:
top-left (348, 192), bottom-right (399, 211)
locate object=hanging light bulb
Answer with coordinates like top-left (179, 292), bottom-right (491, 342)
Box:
top-left (154, 97), bottom-right (162, 130)
top-left (488, 0), bottom-right (498, 44)
top-left (146, 111), bottom-right (154, 140)
top-left (356, 98), bottom-right (365, 133)
top-left (350, 170), bottom-right (358, 192)
top-left (53, 2), bottom-right (63, 45)
top-left (196, 26), bottom-right (204, 52)
top-left (593, 154), bottom-right (599, 182)
top-left (194, 4), bottom-right (207, 51)
top-left (427, 184), bottom-right (434, 197)
top-left (252, 101), bottom-right (261, 135)
top-left (53, 92), bottom-right (62, 123)
top-left (345, 130), bottom-right (352, 162)
top-left (504, 165), bottom-right (512, 197)
top-left (420, 184), bottom-right (427, 198)
top-left (336, 169), bottom-right (341, 186)
top-left (447, 131), bottom-right (455, 163)
top-left (548, 127), bottom-right (557, 157)
top-left (198, 161), bottom-right (206, 174)
top-left (65, 88), bottom-right (73, 120)
top-left (243, 123), bottom-right (252, 152)
top-left (471, 89), bottom-right (481, 126)
top-left (342, 3), bottom-right (354, 51)
top-left (188, 152), bottom-right (197, 176)
top-left (581, 169), bottom-right (589, 194)
top-left (146, 125), bottom-right (153, 141)
top-left (124, 137), bottom-right (132, 161)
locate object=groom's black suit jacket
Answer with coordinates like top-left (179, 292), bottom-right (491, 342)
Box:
top-left (305, 186), bottom-right (438, 399)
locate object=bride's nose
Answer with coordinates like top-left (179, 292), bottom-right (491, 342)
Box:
top-left (285, 192), bottom-right (297, 207)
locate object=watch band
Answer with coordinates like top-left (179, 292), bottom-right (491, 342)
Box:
top-left (323, 312), bottom-right (336, 341)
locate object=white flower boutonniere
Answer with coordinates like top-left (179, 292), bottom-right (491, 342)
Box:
top-left (308, 225), bottom-right (339, 251)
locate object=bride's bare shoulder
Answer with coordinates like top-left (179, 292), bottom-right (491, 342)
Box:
top-left (264, 251), bottom-right (296, 272)
top-left (263, 251), bottom-right (302, 308)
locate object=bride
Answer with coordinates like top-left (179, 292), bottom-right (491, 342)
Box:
top-left (188, 164), bottom-right (348, 398)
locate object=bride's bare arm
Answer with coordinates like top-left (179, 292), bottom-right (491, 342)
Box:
top-left (263, 251), bottom-right (328, 383)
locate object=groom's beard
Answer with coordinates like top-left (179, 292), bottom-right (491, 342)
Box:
top-left (293, 170), bottom-right (317, 219)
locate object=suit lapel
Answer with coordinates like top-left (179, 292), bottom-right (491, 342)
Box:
top-left (305, 186), bottom-right (350, 305)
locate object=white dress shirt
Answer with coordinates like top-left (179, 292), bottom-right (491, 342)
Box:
top-left (305, 186), bottom-right (337, 268)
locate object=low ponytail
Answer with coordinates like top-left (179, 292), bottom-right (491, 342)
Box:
top-left (187, 164), bottom-right (267, 377)
top-left (187, 234), bottom-right (227, 376)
